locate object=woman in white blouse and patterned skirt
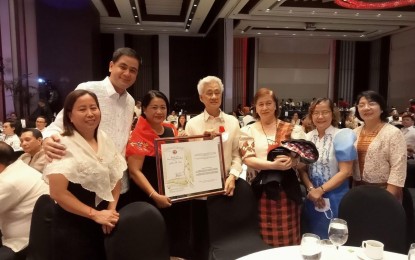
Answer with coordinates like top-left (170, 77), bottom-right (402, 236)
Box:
top-left (239, 88), bottom-right (306, 247)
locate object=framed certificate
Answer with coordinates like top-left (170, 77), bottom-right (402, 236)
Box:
top-left (154, 134), bottom-right (226, 202)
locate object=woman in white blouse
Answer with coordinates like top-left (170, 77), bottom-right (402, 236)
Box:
top-left (239, 88), bottom-right (305, 247)
top-left (43, 89), bottom-right (126, 260)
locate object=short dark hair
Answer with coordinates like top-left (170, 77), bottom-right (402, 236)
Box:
top-left (307, 97), bottom-right (340, 127)
top-left (21, 128), bottom-right (43, 139)
top-left (253, 88), bottom-right (279, 119)
top-left (4, 119), bottom-right (17, 131)
top-left (112, 47), bottom-right (142, 65)
top-left (355, 90), bottom-right (389, 122)
top-left (62, 89), bottom-right (100, 136)
top-left (4, 119), bottom-right (22, 136)
top-left (0, 142), bottom-right (16, 166)
top-left (141, 90), bottom-right (170, 119)
top-left (36, 115), bottom-right (47, 122)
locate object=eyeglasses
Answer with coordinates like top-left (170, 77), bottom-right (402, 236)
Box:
top-left (357, 102), bottom-right (378, 109)
top-left (312, 110), bottom-right (332, 117)
top-left (204, 91), bottom-right (222, 98)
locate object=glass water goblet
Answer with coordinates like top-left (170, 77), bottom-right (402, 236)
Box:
top-left (300, 233), bottom-right (322, 260)
top-left (408, 243), bottom-right (415, 260)
top-left (328, 218), bottom-right (348, 251)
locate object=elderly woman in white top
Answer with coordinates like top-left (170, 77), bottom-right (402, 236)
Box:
top-left (43, 89), bottom-right (126, 260)
top-left (239, 88), bottom-right (305, 247)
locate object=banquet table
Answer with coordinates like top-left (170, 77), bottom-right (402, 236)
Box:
top-left (237, 245), bottom-right (407, 260)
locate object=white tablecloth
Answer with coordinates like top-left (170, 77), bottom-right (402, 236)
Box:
top-left (237, 245), bottom-right (407, 260)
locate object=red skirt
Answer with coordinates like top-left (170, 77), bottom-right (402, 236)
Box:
top-left (258, 190), bottom-right (301, 247)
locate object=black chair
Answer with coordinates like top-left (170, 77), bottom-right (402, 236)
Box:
top-left (105, 202), bottom-right (169, 260)
top-left (338, 186), bottom-right (407, 254)
top-left (405, 162), bottom-right (415, 188)
top-left (206, 179), bottom-right (271, 260)
top-left (26, 194), bottom-right (55, 260)
top-left (404, 188), bottom-right (415, 247)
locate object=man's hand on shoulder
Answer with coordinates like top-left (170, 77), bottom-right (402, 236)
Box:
top-left (43, 134), bottom-right (66, 161)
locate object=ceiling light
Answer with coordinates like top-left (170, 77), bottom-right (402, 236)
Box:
top-left (132, 7), bottom-right (136, 10)
top-left (355, 13), bottom-right (359, 16)
top-left (257, 32), bottom-right (261, 35)
top-left (193, 4), bottom-right (197, 7)
top-left (134, 16), bottom-right (138, 18)
top-left (266, 9), bottom-right (270, 12)
top-left (185, 29), bottom-right (189, 32)
top-left (136, 22), bottom-right (140, 25)
top-left (334, 11), bottom-right (338, 15)
top-left (189, 18), bottom-right (192, 21)
top-left (289, 10), bottom-right (293, 13)
top-left (398, 14), bottom-right (403, 18)
top-left (311, 11), bottom-right (315, 14)
top-left (377, 13), bottom-right (381, 17)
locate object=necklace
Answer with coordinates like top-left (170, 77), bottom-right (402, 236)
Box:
top-left (261, 120), bottom-right (277, 145)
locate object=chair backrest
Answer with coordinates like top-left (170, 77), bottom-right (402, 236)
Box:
top-left (207, 179), bottom-right (260, 241)
top-left (26, 194), bottom-right (55, 260)
top-left (338, 186), bottom-right (407, 254)
top-left (207, 179), bottom-right (270, 259)
top-left (405, 163), bottom-right (415, 188)
top-left (105, 202), bottom-right (169, 260)
top-left (404, 188), bottom-right (415, 248)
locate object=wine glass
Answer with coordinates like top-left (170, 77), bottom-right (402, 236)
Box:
top-left (408, 243), bottom-right (415, 260)
top-left (300, 233), bottom-right (322, 260)
top-left (328, 218), bottom-right (348, 251)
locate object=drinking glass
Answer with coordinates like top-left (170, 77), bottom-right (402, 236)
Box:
top-left (408, 243), bottom-right (415, 260)
top-left (300, 233), bottom-right (322, 260)
top-left (328, 218), bottom-right (348, 251)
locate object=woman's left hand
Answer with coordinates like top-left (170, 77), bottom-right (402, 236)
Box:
top-left (102, 224), bottom-right (114, 234)
top-left (313, 197), bottom-right (326, 209)
top-left (307, 188), bottom-right (325, 205)
top-left (272, 155), bottom-right (293, 170)
top-left (224, 175), bottom-right (236, 196)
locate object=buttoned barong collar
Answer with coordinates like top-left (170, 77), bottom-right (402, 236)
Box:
top-left (202, 109), bottom-right (226, 123)
top-left (105, 77), bottom-right (128, 99)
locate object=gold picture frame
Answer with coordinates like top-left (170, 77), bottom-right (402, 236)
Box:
top-left (155, 134), bottom-right (226, 202)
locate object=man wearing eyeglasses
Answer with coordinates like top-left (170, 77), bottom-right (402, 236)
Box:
top-left (35, 116), bottom-right (47, 133)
